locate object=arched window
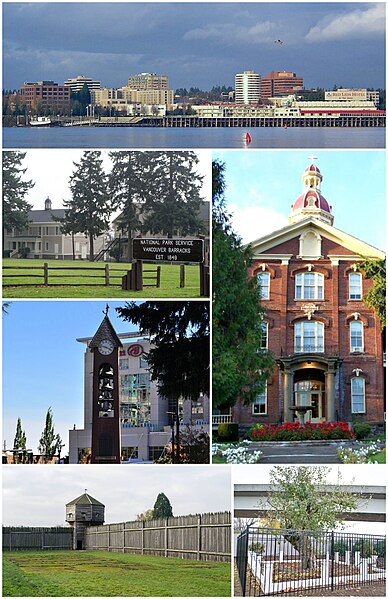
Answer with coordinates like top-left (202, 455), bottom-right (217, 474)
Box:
top-left (257, 271), bottom-right (270, 300)
top-left (295, 320), bottom-right (324, 353)
top-left (351, 377), bottom-right (366, 413)
top-left (350, 321), bottom-right (364, 352)
top-left (349, 272), bottom-right (362, 300)
top-left (295, 272), bottom-right (324, 300)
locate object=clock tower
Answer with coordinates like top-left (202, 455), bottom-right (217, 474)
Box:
top-left (89, 306), bottom-right (122, 464)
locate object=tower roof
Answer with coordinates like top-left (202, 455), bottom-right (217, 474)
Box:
top-left (89, 311), bottom-right (123, 349)
top-left (289, 159), bottom-right (333, 226)
top-left (66, 492), bottom-right (105, 507)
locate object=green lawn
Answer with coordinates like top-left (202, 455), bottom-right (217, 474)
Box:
top-left (3, 259), bottom-right (204, 298)
top-left (3, 551), bottom-right (231, 597)
top-left (369, 449), bottom-right (386, 464)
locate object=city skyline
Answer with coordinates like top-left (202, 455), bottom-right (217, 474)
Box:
top-left (3, 3), bottom-right (385, 91)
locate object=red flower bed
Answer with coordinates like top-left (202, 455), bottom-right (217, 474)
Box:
top-left (249, 421), bottom-right (354, 441)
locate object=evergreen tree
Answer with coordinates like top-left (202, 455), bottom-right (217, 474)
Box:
top-left (360, 258), bottom-right (386, 331)
top-left (141, 152), bottom-right (204, 238)
top-left (108, 151), bottom-right (149, 261)
top-left (153, 492), bottom-right (173, 519)
top-left (3, 151), bottom-right (34, 251)
top-left (212, 160), bottom-right (274, 410)
top-left (13, 417), bottom-right (27, 464)
top-left (117, 301), bottom-right (209, 401)
top-left (38, 407), bottom-right (63, 461)
top-left (63, 151), bottom-right (110, 260)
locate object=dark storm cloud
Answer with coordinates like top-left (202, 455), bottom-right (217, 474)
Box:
top-left (3, 3), bottom-right (385, 90)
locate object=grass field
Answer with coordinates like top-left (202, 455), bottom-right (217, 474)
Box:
top-left (3, 550), bottom-right (231, 597)
top-left (3, 259), bottom-right (203, 298)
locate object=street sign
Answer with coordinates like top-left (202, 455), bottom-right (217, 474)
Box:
top-left (132, 238), bottom-right (204, 263)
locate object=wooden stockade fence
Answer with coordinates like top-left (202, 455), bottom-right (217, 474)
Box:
top-left (84, 512), bottom-right (231, 562)
top-left (3, 527), bottom-right (73, 551)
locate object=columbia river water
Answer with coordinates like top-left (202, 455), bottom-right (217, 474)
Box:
top-left (3, 126), bottom-right (385, 149)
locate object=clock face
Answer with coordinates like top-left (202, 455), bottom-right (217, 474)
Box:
top-left (98, 339), bottom-right (115, 355)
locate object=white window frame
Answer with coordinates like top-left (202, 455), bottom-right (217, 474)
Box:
top-left (351, 377), bottom-right (366, 414)
top-left (295, 272), bottom-right (324, 300)
top-left (257, 271), bottom-right (270, 300)
top-left (350, 320), bottom-right (364, 353)
top-left (252, 383), bottom-right (267, 415)
top-left (349, 272), bottom-right (362, 300)
top-left (295, 320), bottom-right (324, 353)
top-left (259, 321), bottom-right (268, 350)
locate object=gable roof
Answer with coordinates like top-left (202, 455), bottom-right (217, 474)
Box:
top-left (247, 217), bottom-right (385, 260)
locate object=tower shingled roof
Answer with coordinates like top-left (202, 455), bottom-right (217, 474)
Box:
top-left (66, 492), bottom-right (105, 507)
top-left (89, 315), bottom-right (123, 349)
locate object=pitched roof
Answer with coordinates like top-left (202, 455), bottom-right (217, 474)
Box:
top-left (248, 216), bottom-right (385, 260)
top-left (89, 314), bottom-right (123, 349)
top-left (66, 493), bottom-right (105, 507)
top-left (28, 209), bottom-right (65, 223)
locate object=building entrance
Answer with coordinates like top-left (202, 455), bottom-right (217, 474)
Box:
top-left (294, 370), bottom-right (325, 423)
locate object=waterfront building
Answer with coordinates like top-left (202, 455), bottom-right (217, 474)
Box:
top-left (261, 71), bottom-right (304, 101)
top-left (325, 89), bottom-right (380, 106)
top-left (127, 72), bottom-right (169, 90)
top-left (235, 71), bottom-right (261, 104)
top-left (91, 87), bottom-right (174, 112)
top-left (21, 81), bottom-right (70, 112)
top-left (63, 75), bottom-right (101, 93)
top-left (68, 325), bottom-right (209, 464)
top-left (3, 198), bottom-right (105, 260)
top-left (224, 160), bottom-right (385, 430)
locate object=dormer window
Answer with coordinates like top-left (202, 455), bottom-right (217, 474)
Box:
top-left (295, 272), bottom-right (324, 300)
top-left (349, 272), bottom-right (362, 300)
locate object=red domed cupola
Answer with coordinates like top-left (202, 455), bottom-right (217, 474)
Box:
top-left (289, 158), bottom-right (334, 226)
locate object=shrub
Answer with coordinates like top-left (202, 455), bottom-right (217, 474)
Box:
top-left (249, 542), bottom-right (265, 554)
top-left (248, 421), bottom-right (354, 442)
top-left (334, 540), bottom-right (349, 557)
top-left (353, 423), bottom-right (372, 440)
top-left (218, 422), bottom-right (239, 442)
top-left (19, 246), bottom-right (31, 258)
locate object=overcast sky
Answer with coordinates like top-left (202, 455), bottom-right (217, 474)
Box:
top-left (214, 149), bottom-right (386, 250)
top-left (3, 465), bottom-right (231, 526)
top-left (9, 149), bottom-right (211, 211)
top-left (3, 3), bottom-right (385, 91)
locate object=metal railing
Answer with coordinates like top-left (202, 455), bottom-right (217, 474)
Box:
top-left (236, 527), bottom-right (386, 596)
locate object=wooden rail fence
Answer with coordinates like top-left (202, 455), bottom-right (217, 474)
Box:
top-left (3, 263), bottom-right (159, 287)
top-left (84, 512), bottom-right (231, 562)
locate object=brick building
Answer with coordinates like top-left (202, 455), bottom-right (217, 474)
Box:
top-left (21, 81), bottom-right (70, 113)
top-left (261, 71), bottom-right (304, 102)
top-left (232, 161), bottom-right (385, 428)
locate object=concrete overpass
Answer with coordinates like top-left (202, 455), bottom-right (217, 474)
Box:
top-left (235, 484), bottom-right (386, 522)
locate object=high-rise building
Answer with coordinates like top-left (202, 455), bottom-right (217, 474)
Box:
top-left (127, 72), bottom-right (169, 90)
top-left (235, 71), bottom-right (261, 104)
top-left (261, 71), bottom-right (304, 102)
top-left (63, 75), bottom-right (101, 93)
